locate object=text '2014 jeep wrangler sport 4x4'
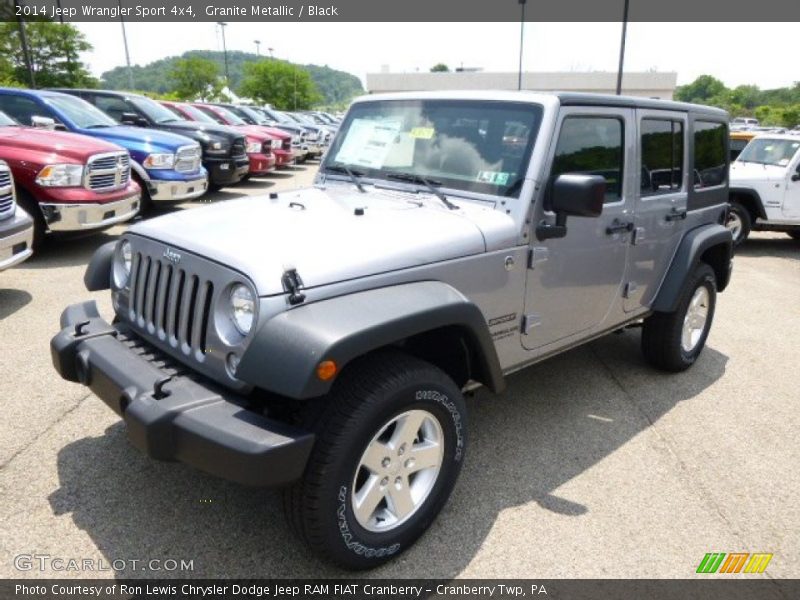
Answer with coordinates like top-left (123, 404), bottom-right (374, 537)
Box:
top-left (51, 92), bottom-right (733, 569)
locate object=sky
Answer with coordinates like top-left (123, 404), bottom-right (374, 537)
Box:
top-left (75, 22), bottom-right (799, 90)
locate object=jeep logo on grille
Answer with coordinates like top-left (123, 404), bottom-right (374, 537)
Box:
top-left (163, 248), bottom-right (182, 264)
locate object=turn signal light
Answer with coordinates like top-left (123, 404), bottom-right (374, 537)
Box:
top-left (316, 360), bottom-right (337, 381)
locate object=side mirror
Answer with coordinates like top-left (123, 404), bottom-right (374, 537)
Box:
top-left (120, 112), bottom-right (147, 127)
top-left (31, 116), bottom-right (56, 130)
top-left (537, 173), bottom-right (606, 240)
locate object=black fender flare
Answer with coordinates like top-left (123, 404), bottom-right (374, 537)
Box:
top-left (729, 187), bottom-right (767, 220)
top-left (236, 281), bottom-right (505, 399)
top-left (84, 241), bottom-right (116, 291)
top-left (652, 224), bottom-right (733, 313)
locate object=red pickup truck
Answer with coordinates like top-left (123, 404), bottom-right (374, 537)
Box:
top-left (0, 111), bottom-right (140, 248)
top-left (160, 101), bottom-right (279, 177)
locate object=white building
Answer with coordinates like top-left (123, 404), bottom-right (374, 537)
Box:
top-left (366, 71), bottom-right (678, 100)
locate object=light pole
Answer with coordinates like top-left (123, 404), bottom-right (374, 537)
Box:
top-left (517, 0), bottom-right (527, 91)
top-left (254, 40), bottom-right (261, 56)
top-left (119, 0), bottom-right (134, 89)
top-left (217, 22), bottom-right (230, 85)
top-left (268, 47), bottom-right (274, 59)
top-left (616, 0), bottom-right (630, 95)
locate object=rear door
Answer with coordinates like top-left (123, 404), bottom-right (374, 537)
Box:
top-left (522, 106), bottom-right (634, 351)
top-left (624, 110), bottom-right (689, 312)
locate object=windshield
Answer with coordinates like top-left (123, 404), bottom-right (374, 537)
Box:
top-left (737, 138), bottom-right (800, 166)
top-left (46, 95), bottom-right (117, 128)
top-left (322, 99), bottom-right (542, 198)
top-left (175, 103), bottom-right (216, 124)
top-left (0, 110), bottom-right (17, 127)
top-left (231, 105), bottom-right (265, 124)
top-left (130, 96), bottom-right (181, 124)
top-left (213, 106), bottom-right (246, 125)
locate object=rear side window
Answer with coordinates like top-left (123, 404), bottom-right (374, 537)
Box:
top-left (641, 119), bottom-right (684, 195)
top-left (551, 116), bottom-right (624, 203)
top-left (693, 121), bottom-right (727, 188)
top-left (95, 96), bottom-right (134, 122)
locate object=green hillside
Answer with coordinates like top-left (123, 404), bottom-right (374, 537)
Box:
top-left (100, 50), bottom-right (364, 107)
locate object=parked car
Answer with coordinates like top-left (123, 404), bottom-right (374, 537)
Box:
top-left (51, 91), bottom-right (733, 569)
top-left (731, 117), bottom-right (759, 129)
top-left (727, 134), bottom-right (800, 244)
top-left (0, 89), bottom-right (207, 210)
top-left (0, 159), bottom-right (34, 271)
top-left (51, 89), bottom-right (249, 191)
top-left (159, 101), bottom-right (277, 177)
top-left (0, 109), bottom-right (140, 248)
top-left (730, 130), bottom-right (757, 161)
top-left (212, 104), bottom-right (304, 165)
top-left (275, 110), bottom-right (329, 159)
top-left (237, 105), bottom-right (311, 162)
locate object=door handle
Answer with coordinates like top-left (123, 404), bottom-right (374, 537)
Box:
top-left (665, 208), bottom-right (688, 221)
top-left (606, 219), bottom-right (634, 235)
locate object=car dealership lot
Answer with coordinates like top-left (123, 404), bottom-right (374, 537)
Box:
top-left (0, 165), bottom-right (798, 579)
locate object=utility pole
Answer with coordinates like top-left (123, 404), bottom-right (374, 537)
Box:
top-left (517, 0), bottom-right (527, 91)
top-left (217, 22), bottom-right (230, 85)
top-left (616, 0), bottom-right (630, 95)
top-left (13, 1), bottom-right (35, 88)
top-left (119, 0), bottom-right (134, 89)
top-left (268, 47), bottom-right (274, 59)
top-left (254, 40), bottom-right (261, 56)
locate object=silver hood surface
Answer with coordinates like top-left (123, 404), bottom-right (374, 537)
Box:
top-left (129, 184), bottom-right (518, 296)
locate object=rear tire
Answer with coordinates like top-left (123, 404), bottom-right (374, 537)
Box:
top-left (283, 350), bottom-right (467, 570)
top-left (726, 201), bottom-right (751, 246)
top-left (642, 263), bottom-right (717, 372)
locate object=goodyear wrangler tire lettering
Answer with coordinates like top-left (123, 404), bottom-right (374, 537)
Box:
top-left (283, 350), bottom-right (467, 570)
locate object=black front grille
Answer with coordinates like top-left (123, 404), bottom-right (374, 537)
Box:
top-left (0, 168), bottom-right (13, 219)
top-left (231, 138), bottom-right (247, 159)
top-left (129, 252), bottom-right (215, 357)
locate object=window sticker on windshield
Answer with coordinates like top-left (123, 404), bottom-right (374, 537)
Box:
top-left (334, 118), bottom-right (401, 169)
top-left (477, 171), bottom-right (511, 185)
top-left (410, 127), bottom-right (435, 139)
top-left (778, 158), bottom-right (790, 166)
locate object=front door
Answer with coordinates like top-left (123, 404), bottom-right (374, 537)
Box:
top-left (522, 107), bottom-right (634, 351)
top-left (623, 110), bottom-right (689, 312)
top-left (783, 145), bottom-right (800, 219)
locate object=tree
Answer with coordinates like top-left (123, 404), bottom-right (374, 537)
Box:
top-left (729, 84), bottom-right (761, 109)
top-left (169, 56), bottom-right (224, 101)
top-left (238, 60), bottom-right (321, 110)
top-left (430, 63), bottom-right (450, 72)
top-left (675, 75), bottom-right (727, 104)
top-left (0, 21), bottom-right (96, 88)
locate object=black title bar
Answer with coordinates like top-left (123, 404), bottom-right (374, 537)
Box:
top-left (2, 0), bottom-right (800, 22)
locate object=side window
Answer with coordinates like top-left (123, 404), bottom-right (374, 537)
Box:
top-left (195, 105), bottom-right (225, 124)
top-left (95, 96), bottom-right (134, 122)
top-left (640, 118), bottom-right (684, 195)
top-left (551, 116), bottom-right (624, 203)
top-left (0, 95), bottom-right (50, 126)
top-left (693, 121), bottom-right (727, 188)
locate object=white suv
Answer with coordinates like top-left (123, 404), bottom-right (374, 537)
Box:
top-left (727, 134), bottom-right (800, 244)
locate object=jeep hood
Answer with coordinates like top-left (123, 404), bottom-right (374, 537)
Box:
top-left (730, 160), bottom-right (785, 183)
top-left (129, 185), bottom-right (517, 296)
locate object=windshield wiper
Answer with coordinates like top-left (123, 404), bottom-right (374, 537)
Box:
top-left (326, 164), bottom-right (366, 193)
top-left (384, 172), bottom-right (459, 210)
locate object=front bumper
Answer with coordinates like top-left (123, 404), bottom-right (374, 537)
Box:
top-left (149, 174), bottom-right (208, 202)
top-left (41, 191), bottom-right (140, 233)
top-left (0, 209), bottom-right (34, 271)
top-left (50, 301), bottom-right (315, 487)
top-left (247, 153), bottom-right (277, 176)
top-left (205, 157), bottom-right (250, 186)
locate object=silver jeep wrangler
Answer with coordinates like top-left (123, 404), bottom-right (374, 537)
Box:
top-left (51, 92), bottom-right (733, 569)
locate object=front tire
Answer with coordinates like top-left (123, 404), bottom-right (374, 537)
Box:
top-left (726, 200), bottom-right (751, 246)
top-left (642, 263), bottom-right (717, 372)
top-left (283, 350), bottom-right (467, 570)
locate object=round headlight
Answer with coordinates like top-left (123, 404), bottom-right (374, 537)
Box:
top-left (112, 239), bottom-right (132, 288)
top-left (229, 284), bottom-right (255, 335)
